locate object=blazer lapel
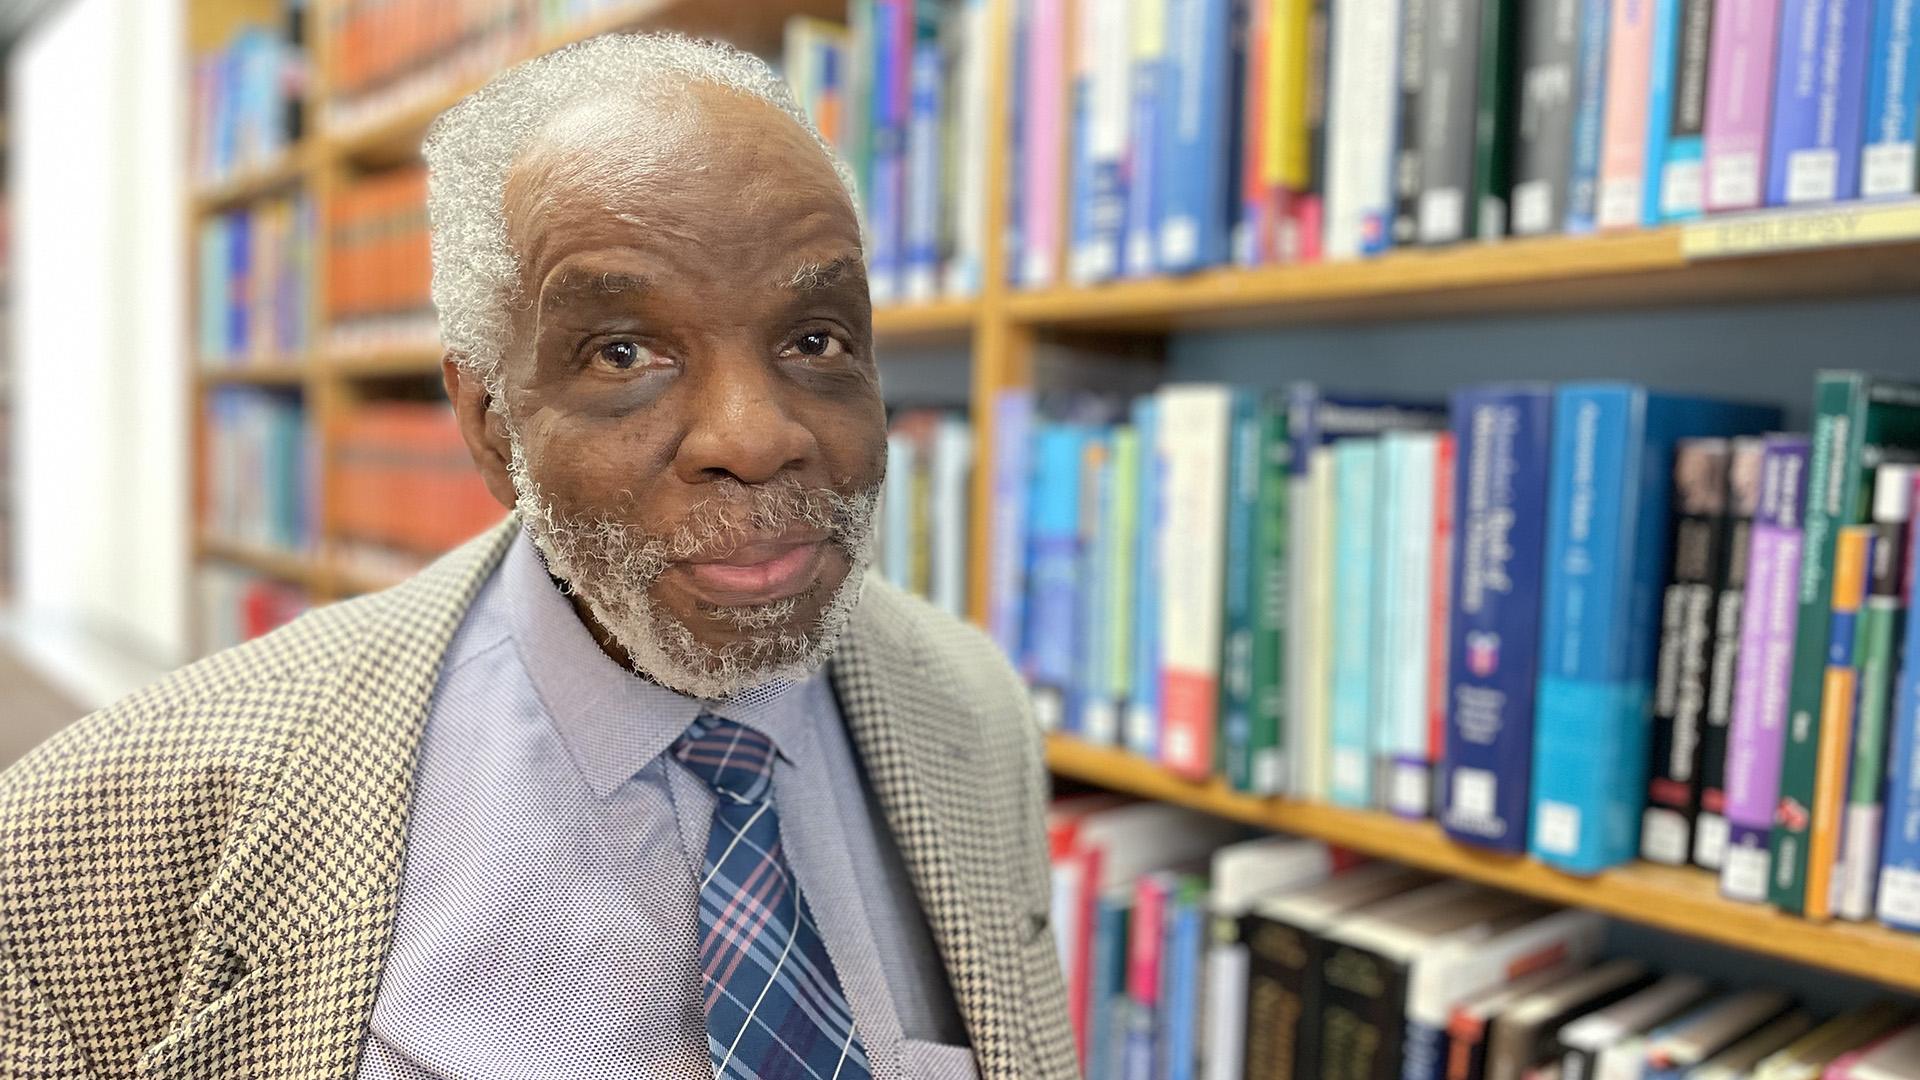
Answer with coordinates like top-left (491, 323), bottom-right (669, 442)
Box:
top-left (139, 519), bottom-right (520, 1079)
top-left (830, 580), bottom-right (1026, 1080)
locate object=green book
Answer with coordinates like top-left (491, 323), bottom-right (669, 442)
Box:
top-left (1769, 373), bottom-right (1920, 912)
top-left (1244, 400), bottom-right (1293, 794)
top-left (1222, 393), bottom-right (1264, 786)
top-left (1469, 0), bottom-right (1522, 238)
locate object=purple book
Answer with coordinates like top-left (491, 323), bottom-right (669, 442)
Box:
top-left (1719, 433), bottom-right (1812, 904)
top-left (989, 390), bottom-right (1036, 660)
top-left (1702, 0), bottom-right (1784, 210)
top-left (1764, 0), bottom-right (1876, 204)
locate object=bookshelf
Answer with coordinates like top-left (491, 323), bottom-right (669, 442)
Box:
top-left (184, 0), bottom-right (1920, 998)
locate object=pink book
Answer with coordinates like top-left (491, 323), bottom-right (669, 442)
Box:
top-left (1701, 0), bottom-right (1782, 210)
top-left (1425, 433), bottom-right (1456, 799)
top-left (1127, 872), bottom-right (1173, 1006)
top-left (1599, 0), bottom-right (1658, 228)
top-left (1022, 0), bottom-right (1070, 289)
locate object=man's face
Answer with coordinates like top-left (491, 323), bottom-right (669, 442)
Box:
top-left (457, 84), bottom-right (887, 698)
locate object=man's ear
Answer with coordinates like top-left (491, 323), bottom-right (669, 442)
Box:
top-left (443, 352), bottom-right (519, 511)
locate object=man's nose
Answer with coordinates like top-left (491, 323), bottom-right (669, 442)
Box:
top-left (671, 350), bottom-right (817, 486)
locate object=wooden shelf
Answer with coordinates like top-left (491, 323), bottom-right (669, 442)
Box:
top-left (324, 344), bottom-right (444, 379)
top-left (1045, 734), bottom-right (1920, 993)
top-left (1009, 205), bottom-right (1920, 332)
top-left (874, 299), bottom-right (977, 344)
top-left (196, 536), bottom-right (325, 588)
top-left (190, 149), bottom-right (309, 213)
top-left (196, 362), bottom-right (310, 386)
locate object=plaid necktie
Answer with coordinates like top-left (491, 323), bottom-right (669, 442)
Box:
top-left (671, 713), bottom-right (872, 1080)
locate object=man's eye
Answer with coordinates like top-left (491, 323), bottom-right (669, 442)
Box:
top-left (595, 341), bottom-right (656, 371)
top-left (784, 331), bottom-right (846, 360)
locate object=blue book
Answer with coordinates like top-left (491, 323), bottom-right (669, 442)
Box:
top-left (1643, 0), bottom-right (1689, 223)
top-left (1088, 894), bottom-right (1134, 1080)
top-left (868, 0), bottom-right (908, 304)
top-left (990, 391), bottom-right (1036, 662)
top-left (903, 32), bottom-right (945, 300)
top-left (1027, 423), bottom-right (1090, 732)
top-left (228, 209), bottom-right (251, 358)
top-left (1879, 492), bottom-right (1920, 931)
top-left (1156, 0), bottom-right (1239, 272)
top-left (1162, 886), bottom-right (1209, 1080)
top-left (1767, 0), bottom-right (1876, 204)
top-left (1442, 385), bottom-right (1557, 854)
top-left (1078, 434), bottom-right (1117, 740)
top-left (1862, 0), bottom-right (1920, 197)
top-left (1221, 393), bottom-right (1263, 783)
top-left (1529, 385), bottom-right (1780, 874)
top-left (1565, 0), bottom-right (1613, 232)
top-left (1331, 439), bottom-right (1382, 808)
top-left (1128, 397), bottom-right (1166, 759)
top-left (1124, 16), bottom-right (1165, 277)
top-left (1069, 46), bottom-right (1100, 285)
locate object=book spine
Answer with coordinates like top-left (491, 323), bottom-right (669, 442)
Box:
top-left (1642, 440), bottom-right (1733, 865)
top-left (1022, 0), bottom-right (1069, 287)
top-left (1004, 0), bottom-right (1027, 285)
top-left (868, 0), bottom-right (907, 304)
top-left (1321, 942), bottom-right (1410, 1080)
top-left (1108, 427), bottom-right (1140, 741)
top-left (1419, 0), bottom-right (1486, 243)
top-left (1766, 0), bottom-right (1876, 203)
top-left (1073, 0), bottom-right (1130, 284)
top-left (1427, 433), bottom-right (1458, 814)
top-left (1325, 0), bottom-right (1403, 257)
top-left (1240, 0), bottom-right (1275, 266)
top-left (949, 0), bottom-right (992, 295)
top-left (1387, 437), bottom-right (1440, 817)
top-left (1395, 0), bottom-right (1435, 245)
top-left (1078, 436), bottom-right (1116, 741)
top-left (1224, 396), bottom-right (1264, 787)
top-left (1027, 425), bottom-right (1087, 732)
top-left (1804, 525), bottom-right (1875, 919)
top-left (1877, 473), bottom-right (1920, 931)
top-left (1694, 439), bottom-right (1768, 870)
top-left (1702, 0), bottom-right (1784, 209)
top-left (989, 390), bottom-right (1036, 663)
top-left (1511, 0), bottom-right (1585, 233)
top-left (1597, 0), bottom-right (1658, 228)
top-left (1443, 388), bottom-right (1556, 852)
top-left (1129, 398), bottom-right (1166, 758)
top-left (1126, 0), bottom-right (1168, 276)
top-left (1165, 892), bottom-right (1209, 1080)
top-left (1373, 441), bottom-right (1411, 807)
top-left (1300, 0), bottom-right (1333, 260)
top-left (1566, 0), bottom-right (1615, 232)
top-left (1306, 451), bottom-right (1341, 799)
top-left (1642, 0), bottom-right (1685, 223)
top-left (1204, 913), bottom-right (1251, 1080)
top-left (1242, 911), bottom-right (1315, 1080)
top-left (1721, 436), bottom-right (1813, 903)
top-left (1089, 897), bottom-right (1135, 1080)
top-left (1861, 0), bottom-right (1920, 196)
top-left (1772, 375), bottom-right (1860, 913)
top-left (1249, 400), bottom-right (1294, 794)
top-left (1332, 440), bottom-right (1383, 806)
top-left (1474, 0), bottom-right (1527, 236)
top-left (1161, 388), bottom-right (1234, 779)
top-left (904, 32), bottom-right (945, 301)
top-left (1838, 513), bottom-right (1908, 920)
top-left (1125, 875), bottom-right (1171, 1077)
top-left (1160, 0), bottom-right (1239, 271)
top-left (1657, 0), bottom-right (1716, 218)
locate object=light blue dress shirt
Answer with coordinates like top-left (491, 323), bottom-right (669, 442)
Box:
top-left (354, 531), bottom-right (975, 1079)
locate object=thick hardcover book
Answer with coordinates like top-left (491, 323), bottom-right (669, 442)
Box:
top-left (1765, 0), bottom-right (1875, 204)
top-left (1395, 0), bottom-right (1435, 245)
top-left (1685, 1013), bottom-right (1816, 1080)
top-left (1159, 0), bottom-right (1241, 272)
top-left (1027, 424), bottom-right (1091, 732)
top-left (1530, 385), bottom-right (1780, 874)
top-left (1223, 397), bottom-right (1266, 786)
top-left (1333, 440), bottom-right (1384, 806)
top-left (1129, 396), bottom-right (1165, 759)
top-left (1597, 0), bottom-right (1659, 228)
top-left (1379, 433), bottom-right (1442, 817)
top-left (1720, 435), bottom-right (1813, 902)
top-left (1511, 0), bottom-right (1585, 233)
top-left (1838, 472), bottom-right (1912, 920)
top-left (1642, 439), bottom-right (1734, 866)
top-left (1325, 0), bottom-right (1403, 256)
top-left (1486, 959), bottom-right (1657, 1080)
top-left (1701, 0), bottom-right (1781, 210)
top-left (1694, 437), bottom-right (1766, 870)
top-left (1553, 975), bottom-right (1710, 1080)
top-left (1444, 963), bottom-right (1586, 1080)
top-left (1417, 0), bottom-right (1483, 243)
top-left (1771, 372), bottom-right (1920, 913)
top-left (1861, 0), bottom-right (1920, 197)
top-left (1247, 399), bottom-right (1294, 794)
top-left (1125, 0), bottom-right (1169, 276)
top-left (989, 390), bottom-right (1036, 661)
top-left (1205, 838), bottom-right (1335, 1080)
top-left (1565, 0), bottom-right (1615, 231)
top-left (1160, 385), bottom-right (1240, 779)
top-left (1803, 525), bottom-right (1875, 920)
top-left (1443, 386), bottom-right (1557, 852)
top-left (1878, 472), bottom-right (1920, 930)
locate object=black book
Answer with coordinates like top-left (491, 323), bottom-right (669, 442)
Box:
top-left (1694, 437), bottom-right (1766, 869)
top-left (1393, 0), bottom-right (1433, 245)
top-left (1507, 0), bottom-right (1580, 235)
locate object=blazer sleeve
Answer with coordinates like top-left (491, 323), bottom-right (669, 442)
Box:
top-left (3, 949), bottom-right (101, 1079)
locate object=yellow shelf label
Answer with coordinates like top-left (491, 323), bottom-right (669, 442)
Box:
top-left (1681, 200), bottom-right (1920, 259)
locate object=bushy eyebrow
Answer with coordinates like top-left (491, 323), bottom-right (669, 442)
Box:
top-left (780, 257), bottom-right (858, 292)
top-left (543, 268), bottom-right (653, 303)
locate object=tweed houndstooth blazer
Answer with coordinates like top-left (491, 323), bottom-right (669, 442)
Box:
top-left (0, 518), bottom-right (1078, 1080)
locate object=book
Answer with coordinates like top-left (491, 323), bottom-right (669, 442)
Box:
top-left (1837, 465), bottom-right (1915, 920)
top-left (1512, 0), bottom-right (1586, 233)
top-left (1223, 396), bottom-right (1266, 785)
top-left (1204, 838), bottom-right (1336, 1080)
top-left (1026, 422), bottom-right (1092, 732)
top-left (1090, 890), bottom-right (1135, 1080)
top-left (1078, 433), bottom-right (1117, 740)
top-left (1428, 433), bottom-right (1459, 814)
top-left (1270, 0), bottom-right (1320, 259)
top-left (1444, 386), bottom-right (1558, 852)
top-left (1773, 373), bottom-right (1920, 913)
top-left (1878, 472), bottom-right (1920, 930)
top-left (989, 389), bottom-right (1036, 662)
top-left (1098, 425), bottom-right (1141, 744)
top-left (1860, 0), bottom-right (1920, 197)
top-left (1694, 438), bottom-right (1766, 870)
top-left (1597, 0), bottom-right (1660, 228)
top-left (1246, 398), bottom-right (1294, 794)
top-left (929, 415), bottom-right (974, 618)
top-left (1701, 0), bottom-right (1783, 210)
top-left (866, 0), bottom-right (911, 305)
top-left (1379, 432), bottom-right (1443, 817)
top-left (1239, 0), bottom-right (1274, 266)
top-left (1766, 0), bottom-right (1876, 205)
top-left (1487, 960), bottom-right (1658, 1080)
top-left (1722, 435), bottom-right (1814, 902)
top-left (1070, 0), bottom-right (1130, 284)
top-left (1129, 396), bottom-right (1166, 759)
top-left (948, 0), bottom-right (992, 295)
top-left (1643, 439), bottom-right (1735, 866)
top-left (1126, 0), bottom-right (1170, 276)
top-left (1395, 0), bottom-right (1436, 245)
top-left (1687, 1012), bottom-right (1818, 1080)
top-left (1844, 1022), bottom-right (1920, 1080)
top-left (1445, 962), bottom-right (1590, 1080)
top-left (1124, 870), bottom-right (1179, 1078)
top-left (1751, 1003), bottom-right (1911, 1080)
top-left (1643, 0), bottom-right (1717, 220)
top-left (1566, 0), bottom-right (1617, 232)
top-left (902, 15), bottom-right (947, 301)
top-left (1305, 448), bottom-right (1341, 799)
top-left (1555, 975), bottom-right (1712, 1080)
top-left (1162, 878), bottom-right (1212, 1080)
top-left (1530, 385), bottom-right (1779, 874)
top-left (1333, 439), bottom-right (1385, 806)
top-left (1325, 0), bottom-right (1403, 256)
top-left (1161, 385), bottom-right (1242, 779)
top-left (1640, 991), bottom-right (1797, 1080)
top-left (1021, 0), bottom-right (1071, 288)
top-left (1159, 0), bottom-right (1242, 272)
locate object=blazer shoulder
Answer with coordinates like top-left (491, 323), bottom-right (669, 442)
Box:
top-left (855, 575), bottom-right (1034, 743)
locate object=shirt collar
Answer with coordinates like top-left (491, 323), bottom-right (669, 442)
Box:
top-left (500, 528), bottom-right (814, 797)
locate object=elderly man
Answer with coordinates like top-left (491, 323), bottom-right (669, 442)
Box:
top-left (1, 34), bottom-right (1074, 1080)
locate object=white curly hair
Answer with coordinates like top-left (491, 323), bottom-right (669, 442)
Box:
top-left (422, 32), bottom-right (861, 393)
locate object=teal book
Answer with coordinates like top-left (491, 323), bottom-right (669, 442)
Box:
top-left (1243, 398), bottom-right (1293, 795)
top-left (1222, 392), bottom-right (1265, 787)
top-left (1331, 439), bottom-right (1382, 808)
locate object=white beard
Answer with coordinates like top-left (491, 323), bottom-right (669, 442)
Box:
top-left (504, 428), bottom-right (879, 701)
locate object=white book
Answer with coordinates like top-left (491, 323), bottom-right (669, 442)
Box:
top-left (1490, 960), bottom-right (1655, 1080)
top-left (928, 416), bottom-right (973, 617)
top-left (1405, 907), bottom-right (1607, 1040)
top-left (1251, 861), bottom-right (1436, 930)
top-left (1559, 974), bottom-right (1711, 1080)
top-left (1301, 448), bottom-right (1340, 800)
top-left (1157, 385), bottom-right (1236, 777)
top-left (1687, 1012), bottom-right (1816, 1080)
top-left (1848, 1021), bottom-right (1920, 1080)
top-left (1323, 0), bottom-right (1401, 258)
top-left (1286, 445), bottom-right (1320, 798)
top-left (1377, 432), bottom-right (1439, 815)
top-left (1644, 991), bottom-right (1794, 1075)
top-left (1071, 0), bottom-right (1132, 283)
top-left (881, 432), bottom-right (915, 589)
top-left (946, 0), bottom-right (991, 297)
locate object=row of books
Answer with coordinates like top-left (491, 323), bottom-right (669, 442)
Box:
top-left (196, 566), bottom-right (308, 652)
top-left (190, 0), bottom-right (307, 186)
top-left (327, 401), bottom-right (502, 562)
top-left (203, 388), bottom-right (313, 555)
top-left (876, 408), bottom-right (975, 617)
top-left (1049, 801), bottom-right (1920, 1080)
top-left (782, 3), bottom-right (994, 304)
top-left (326, 166), bottom-right (436, 355)
top-left (986, 371), bottom-right (1920, 926)
top-left (197, 194), bottom-right (317, 368)
top-left (1006, 0), bottom-right (1920, 284)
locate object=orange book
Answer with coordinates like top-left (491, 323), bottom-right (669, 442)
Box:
top-left (1804, 525), bottom-right (1874, 920)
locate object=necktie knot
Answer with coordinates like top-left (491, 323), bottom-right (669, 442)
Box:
top-left (671, 713), bottom-right (776, 804)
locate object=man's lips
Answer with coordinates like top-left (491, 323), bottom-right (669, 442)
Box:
top-left (676, 535), bottom-right (830, 605)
